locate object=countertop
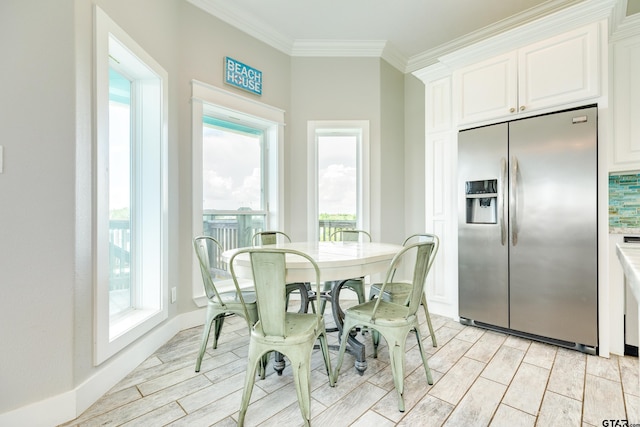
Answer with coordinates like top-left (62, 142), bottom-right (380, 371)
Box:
top-left (610, 227), bottom-right (640, 235)
top-left (616, 243), bottom-right (640, 302)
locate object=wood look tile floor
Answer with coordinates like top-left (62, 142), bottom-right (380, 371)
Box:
top-left (61, 304), bottom-right (640, 427)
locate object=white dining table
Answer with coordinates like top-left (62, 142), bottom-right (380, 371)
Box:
top-left (222, 240), bottom-right (403, 374)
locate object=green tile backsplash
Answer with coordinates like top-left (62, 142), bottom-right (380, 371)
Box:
top-left (609, 174), bottom-right (640, 228)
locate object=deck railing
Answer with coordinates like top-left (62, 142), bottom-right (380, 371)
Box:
top-left (109, 219), bottom-right (131, 291)
top-left (108, 215), bottom-right (358, 288)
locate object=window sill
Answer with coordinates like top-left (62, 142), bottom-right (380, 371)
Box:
top-left (109, 308), bottom-right (162, 341)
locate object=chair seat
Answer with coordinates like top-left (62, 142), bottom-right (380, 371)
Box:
top-left (212, 288), bottom-right (257, 305)
top-left (343, 300), bottom-right (412, 326)
top-left (213, 277), bottom-right (255, 294)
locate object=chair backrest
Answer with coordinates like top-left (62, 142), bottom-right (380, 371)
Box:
top-left (252, 230), bottom-right (292, 246)
top-left (229, 248), bottom-right (322, 337)
top-left (400, 233), bottom-right (440, 275)
top-left (193, 236), bottom-right (225, 301)
top-left (329, 229), bottom-right (372, 243)
top-left (372, 241), bottom-right (436, 320)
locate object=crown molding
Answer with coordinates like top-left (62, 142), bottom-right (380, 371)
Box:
top-left (290, 40), bottom-right (386, 57)
top-left (290, 40), bottom-right (407, 72)
top-left (187, 0), bottom-right (294, 54)
top-left (425, 0), bottom-right (615, 71)
top-left (406, 0), bottom-right (611, 73)
top-left (610, 0), bottom-right (640, 40)
top-left (188, 0), bottom-right (616, 74)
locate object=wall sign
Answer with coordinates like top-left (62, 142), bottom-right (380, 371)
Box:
top-left (224, 56), bottom-right (262, 96)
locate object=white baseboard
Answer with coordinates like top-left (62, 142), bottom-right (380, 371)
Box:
top-left (0, 308), bottom-right (206, 427)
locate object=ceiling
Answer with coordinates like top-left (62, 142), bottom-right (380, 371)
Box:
top-left (187, 0), bottom-right (585, 72)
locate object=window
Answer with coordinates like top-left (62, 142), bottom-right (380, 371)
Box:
top-left (95, 7), bottom-right (168, 364)
top-left (201, 116), bottom-right (267, 251)
top-left (307, 121), bottom-right (370, 241)
top-left (192, 81), bottom-right (285, 306)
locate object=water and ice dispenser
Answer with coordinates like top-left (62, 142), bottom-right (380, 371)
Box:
top-left (465, 179), bottom-right (497, 224)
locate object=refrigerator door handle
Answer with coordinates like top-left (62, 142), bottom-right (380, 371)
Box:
top-left (500, 157), bottom-right (507, 246)
top-left (510, 155), bottom-right (519, 246)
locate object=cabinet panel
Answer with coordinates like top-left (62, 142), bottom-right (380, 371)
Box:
top-left (611, 35), bottom-right (640, 171)
top-left (519, 23), bottom-right (599, 112)
top-left (455, 23), bottom-right (600, 125)
top-left (454, 52), bottom-right (518, 124)
top-left (426, 76), bottom-right (451, 132)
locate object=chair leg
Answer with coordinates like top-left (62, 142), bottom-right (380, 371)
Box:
top-left (259, 353), bottom-right (270, 380)
top-left (317, 331), bottom-right (335, 386)
top-left (318, 281), bottom-right (333, 314)
top-left (195, 315), bottom-right (215, 373)
top-left (290, 353), bottom-right (312, 427)
top-left (212, 315), bottom-right (225, 349)
top-left (332, 317), bottom-right (354, 383)
top-left (372, 328), bottom-right (381, 358)
top-left (352, 281), bottom-right (365, 304)
top-left (298, 283), bottom-right (310, 313)
top-left (273, 351), bottom-right (286, 375)
top-left (387, 332), bottom-right (408, 412)
top-left (414, 327), bottom-right (433, 385)
top-left (238, 349), bottom-right (261, 427)
top-left (421, 294), bottom-right (437, 347)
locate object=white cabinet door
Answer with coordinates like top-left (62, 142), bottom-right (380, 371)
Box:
top-left (454, 51), bottom-right (518, 124)
top-left (611, 34), bottom-right (640, 171)
top-left (456, 23), bottom-right (600, 125)
top-left (519, 23), bottom-right (599, 113)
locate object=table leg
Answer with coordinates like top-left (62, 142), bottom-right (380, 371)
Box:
top-left (331, 279), bottom-right (367, 375)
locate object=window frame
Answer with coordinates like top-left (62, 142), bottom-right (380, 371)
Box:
top-left (191, 80), bottom-right (285, 306)
top-left (94, 6), bottom-right (169, 365)
top-left (306, 120), bottom-right (370, 242)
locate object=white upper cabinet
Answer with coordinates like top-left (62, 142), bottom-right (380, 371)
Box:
top-left (454, 52), bottom-right (518, 125)
top-left (610, 33), bottom-right (640, 171)
top-left (455, 23), bottom-right (600, 125)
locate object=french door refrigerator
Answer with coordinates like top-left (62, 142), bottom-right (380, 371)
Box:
top-left (457, 105), bottom-right (598, 353)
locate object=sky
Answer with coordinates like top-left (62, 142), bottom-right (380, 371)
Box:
top-left (109, 117), bottom-right (358, 217)
top-left (202, 128), bottom-right (357, 215)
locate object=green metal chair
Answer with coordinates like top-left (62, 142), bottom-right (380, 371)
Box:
top-left (369, 233), bottom-right (440, 347)
top-left (333, 241), bottom-right (436, 412)
top-left (229, 247), bottom-right (334, 427)
top-left (316, 229), bottom-right (371, 314)
top-left (192, 236), bottom-right (259, 373)
top-left (252, 231), bottom-right (311, 313)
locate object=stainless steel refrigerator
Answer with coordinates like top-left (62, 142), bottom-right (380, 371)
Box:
top-left (457, 106), bottom-right (598, 353)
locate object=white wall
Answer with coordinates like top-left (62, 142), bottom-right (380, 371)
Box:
top-left (0, 0), bottom-right (418, 423)
top-left (288, 56), bottom-right (410, 243)
top-left (0, 0), bottom-right (76, 412)
top-left (403, 74), bottom-right (427, 234)
top-left (379, 60), bottom-right (407, 243)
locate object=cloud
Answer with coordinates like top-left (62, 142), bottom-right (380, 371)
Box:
top-left (319, 164), bottom-right (356, 214)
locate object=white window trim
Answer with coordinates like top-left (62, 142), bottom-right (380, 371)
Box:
top-left (94, 6), bottom-right (169, 365)
top-left (191, 80), bottom-right (285, 306)
top-left (306, 120), bottom-right (370, 242)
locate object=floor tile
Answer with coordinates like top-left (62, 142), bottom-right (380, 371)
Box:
top-left (489, 404), bottom-right (535, 427)
top-left (536, 391), bottom-right (582, 427)
top-left (428, 357), bottom-right (485, 405)
top-left (583, 373), bottom-right (626, 426)
top-left (61, 310), bottom-right (640, 427)
top-left (502, 362), bottom-right (550, 416)
top-left (546, 347), bottom-right (586, 401)
top-left (481, 345), bottom-right (525, 385)
top-left (442, 377), bottom-right (506, 426)
top-left (523, 341), bottom-right (557, 370)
